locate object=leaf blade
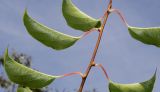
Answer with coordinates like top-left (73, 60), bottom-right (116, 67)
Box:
top-left (17, 86), bottom-right (32, 92)
top-left (109, 71), bottom-right (156, 92)
top-left (62, 0), bottom-right (101, 31)
top-left (4, 48), bottom-right (60, 88)
top-left (23, 10), bottom-right (80, 50)
top-left (128, 26), bottom-right (160, 47)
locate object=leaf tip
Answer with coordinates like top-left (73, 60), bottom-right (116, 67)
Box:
top-left (154, 67), bottom-right (157, 77)
top-left (23, 9), bottom-right (29, 22)
top-left (3, 48), bottom-right (9, 66)
top-left (4, 48), bottom-right (8, 58)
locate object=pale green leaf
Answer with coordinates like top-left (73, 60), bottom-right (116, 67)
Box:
top-left (4, 48), bottom-right (60, 88)
top-left (62, 0), bottom-right (101, 31)
top-left (128, 26), bottom-right (160, 47)
top-left (17, 86), bottom-right (32, 92)
top-left (109, 71), bottom-right (156, 92)
top-left (23, 10), bottom-right (80, 50)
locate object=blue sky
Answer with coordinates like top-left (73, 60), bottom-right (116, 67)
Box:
top-left (0, 0), bottom-right (160, 92)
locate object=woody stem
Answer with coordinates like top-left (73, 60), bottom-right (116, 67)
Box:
top-left (78, 0), bottom-right (112, 92)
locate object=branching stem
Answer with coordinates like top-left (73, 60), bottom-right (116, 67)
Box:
top-left (78, 0), bottom-right (112, 92)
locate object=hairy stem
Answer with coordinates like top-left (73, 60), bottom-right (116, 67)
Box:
top-left (78, 0), bottom-right (112, 92)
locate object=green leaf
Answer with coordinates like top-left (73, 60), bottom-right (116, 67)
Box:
top-left (109, 71), bottom-right (156, 92)
top-left (4, 48), bottom-right (60, 88)
top-left (17, 86), bottom-right (32, 92)
top-left (128, 26), bottom-right (160, 47)
top-left (62, 0), bottom-right (101, 31)
top-left (23, 10), bottom-right (80, 50)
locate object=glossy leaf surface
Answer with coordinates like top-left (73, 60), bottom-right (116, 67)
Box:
top-left (128, 26), bottom-right (160, 47)
top-left (109, 71), bottom-right (156, 92)
top-left (62, 0), bottom-right (101, 31)
top-left (23, 10), bottom-right (80, 50)
top-left (17, 86), bottom-right (32, 92)
top-left (4, 48), bottom-right (60, 88)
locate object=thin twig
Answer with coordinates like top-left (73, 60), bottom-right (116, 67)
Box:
top-left (95, 64), bottom-right (110, 80)
top-left (78, 0), bottom-right (112, 92)
top-left (61, 72), bottom-right (84, 78)
top-left (80, 28), bottom-right (99, 38)
top-left (109, 8), bottom-right (129, 27)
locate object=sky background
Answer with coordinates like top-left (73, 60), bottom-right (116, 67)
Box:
top-left (0, 0), bottom-right (160, 92)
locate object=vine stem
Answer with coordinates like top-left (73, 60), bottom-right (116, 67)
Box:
top-left (78, 0), bottom-right (112, 92)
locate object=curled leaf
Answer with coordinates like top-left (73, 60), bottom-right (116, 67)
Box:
top-left (62, 0), bottom-right (101, 31)
top-left (17, 86), bottom-right (32, 92)
top-left (23, 10), bottom-right (80, 50)
top-left (128, 26), bottom-right (160, 47)
top-left (109, 71), bottom-right (156, 92)
top-left (4, 48), bottom-right (60, 88)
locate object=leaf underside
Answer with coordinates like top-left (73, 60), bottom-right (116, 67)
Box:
top-left (17, 86), bottom-right (32, 92)
top-left (62, 0), bottom-right (101, 31)
top-left (128, 26), bottom-right (160, 47)
top-left (109, 71), bottom-right (156, 92)
top-left (4, 48), bottom-right (60, 88)
top-left (23, 10), bottom-right (80, 50)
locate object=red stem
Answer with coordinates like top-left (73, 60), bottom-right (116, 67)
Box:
top-left (78, 0), bottom-right (112, 91)
top-left (109, 8), bottom-right (129, 27)
top-left (95, 64), bottom-right (110, 80)
top-left (61, 72), bottom-right (83, 78)
top-left (80, 29), bottom-right (99, 38)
